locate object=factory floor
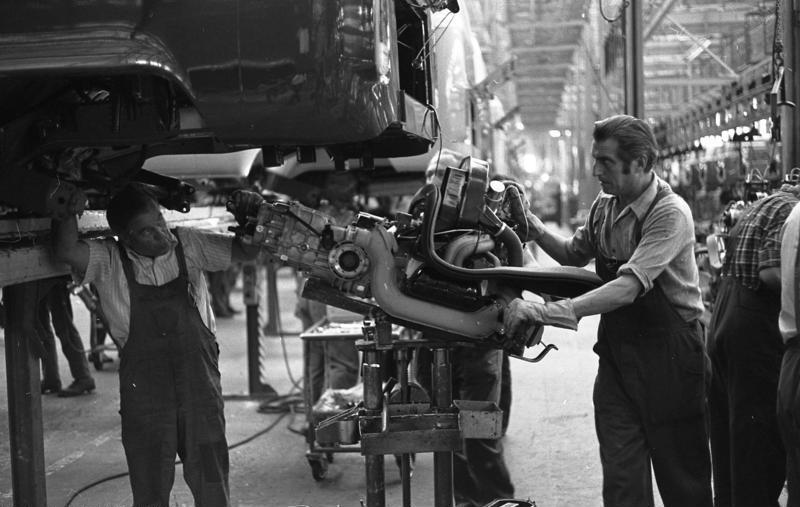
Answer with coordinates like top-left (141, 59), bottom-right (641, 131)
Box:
top-left (0, 267), bottom-right (782, 507)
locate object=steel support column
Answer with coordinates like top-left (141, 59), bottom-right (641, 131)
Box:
top-left (782, 0), bottom-right (800, 171)
top-left (624, 0), bottom-right (645, 118)
top-left (4, 283), bottom-right (47, 506)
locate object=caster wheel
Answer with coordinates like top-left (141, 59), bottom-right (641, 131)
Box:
top-left (89, 352), bottom-right (104, 371)
top-left (309, 457), bottom-right (328, 481)
top-left (326, 452), bottom-right (334, 463)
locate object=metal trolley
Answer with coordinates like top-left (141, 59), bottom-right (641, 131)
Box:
top-left (300, 317), bottom-right (372, 481)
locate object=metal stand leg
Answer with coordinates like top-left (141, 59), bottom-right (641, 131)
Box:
top-left (363, 348), bottom-right (385, 507)
top-left (242, 262), bottom-right (277, 398)
top-left (396, 348), bottom-right (412, 507)
top-left (432, 348), bottom-right (454, 507)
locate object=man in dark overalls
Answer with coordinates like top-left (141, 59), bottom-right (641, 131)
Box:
top-left (503, 115), bottom-right (712, 507)
top-left (707, 184), bottom-right (798, 507)
top-left (778, 200), bottom-right (800, 507)
top-left (51, 183), bottom-right (263, 507)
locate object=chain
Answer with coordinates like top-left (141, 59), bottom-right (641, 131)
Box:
top-left (773, 0), bottom-right (784, 75)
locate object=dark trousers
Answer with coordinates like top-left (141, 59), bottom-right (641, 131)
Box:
top-left (416, 346), bottom-right (515, 507)
top-left (778, 339), bottom-right (800, 507)
top-left (594, 354), bottom-right (712, 507)
top-left (708, 278), bottom-right (786, 507)
top-left (38, 281), bottom-right (92, 385)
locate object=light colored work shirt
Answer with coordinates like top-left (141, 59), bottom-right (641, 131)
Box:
top-left (78, 227), bottom-right (233, 348)
top-left (567, 174), bottom-right (704, 322)
top-left (780, 202), bottom-right (800, 342)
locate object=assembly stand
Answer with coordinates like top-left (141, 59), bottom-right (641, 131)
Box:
top-left (358, 318), bottom-right (458, 507)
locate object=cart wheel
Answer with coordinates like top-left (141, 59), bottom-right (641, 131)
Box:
top-left (308, 456), bottom-right (328, 481)
top-left (326, 452), bottom-right (334, 463)
top-left (89, 351), bottom-right (104, 371)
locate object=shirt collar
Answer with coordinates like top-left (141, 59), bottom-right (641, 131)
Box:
top-left (778, 183), bottom-right (800, 198)
top-left (625, 172), bottom-right (659, 221)
top-left (122, 229), bottom-right (178, 263)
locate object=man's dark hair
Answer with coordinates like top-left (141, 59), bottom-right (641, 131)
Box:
top-left (593, 114), bottom-right (659, 172)
top-left (106, 183), bottom-right (159, 234)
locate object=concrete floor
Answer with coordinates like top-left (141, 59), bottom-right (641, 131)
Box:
top-left (0, 265), bottom-right (750, 507)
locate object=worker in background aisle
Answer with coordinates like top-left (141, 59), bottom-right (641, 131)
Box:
top-left (503, 115), bottom-right (712, 507)
top-left (38, 275), bottom-right (96, 396)
top-left (778, 200), bottom-right (800, 507)
top-left (50, 183), bottom-right (263, 507)
top-left (706, 181), bottom-right (798, 506)
top-left (412, 149), bottom-right (515, 507)
top-left (295, 171), bottom-right (362, 405)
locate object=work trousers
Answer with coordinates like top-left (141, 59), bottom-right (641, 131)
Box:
top-left (593, 317), bottom-right (712, 507)
top-left (708, 277), bottom-right (786, 507)
top-left (39, 280), bottom-right (92, 385)
top-left (778, 338), bottom-right (800, 507)
top-left (416, 346), bottom-right (515, 507)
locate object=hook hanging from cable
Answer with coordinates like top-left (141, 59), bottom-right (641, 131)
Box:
top-left (599, 0), bottom-right (630, 23)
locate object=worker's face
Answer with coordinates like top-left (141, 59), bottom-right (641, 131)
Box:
top-left (591, 138), bottom-right (643, 197)
top-left (121, 203), bottom-right (173, 258)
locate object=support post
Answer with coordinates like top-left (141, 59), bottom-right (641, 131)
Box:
top-left (432, 348), bottom-right (454, 507)
top-left (781, 0), bottom-right (800, 171)
top-left (4, 283), bottom-right (47, 506)
top-left (363, 348), bottom-right (385, 507)
top-left (241, 262), bottom-right (277, 397)
top-left (396, 348), bottom-right (412, 507)
top-left (624, 0), bottom-right (645, 118)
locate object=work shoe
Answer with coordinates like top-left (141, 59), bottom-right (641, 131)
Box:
top-left (41, 380), bottom-right (62, 395)
top-left (58, 377), bottom-right (96, 397)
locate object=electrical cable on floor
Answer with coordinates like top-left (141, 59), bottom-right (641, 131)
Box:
top-left (63, 411), bottom-right (291, 507)
top-left (65, 279), bottom-right (312, 506)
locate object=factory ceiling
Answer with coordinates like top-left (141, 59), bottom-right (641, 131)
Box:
top-left (505, 0), bottom-right (774, 131)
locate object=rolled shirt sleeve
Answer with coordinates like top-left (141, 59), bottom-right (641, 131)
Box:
top-left (617, 196), bottom-right (696, 294)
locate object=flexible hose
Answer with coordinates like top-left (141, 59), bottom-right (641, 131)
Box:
top-left (416, 183), bottom-right (602, 298)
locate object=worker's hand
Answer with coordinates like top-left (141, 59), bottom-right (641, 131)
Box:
top-left (502, 298), bottom-right (578, 347)
top-left (227, 190), bottom-right (264, 225)
top-left (425, 148), bottom-right (465, 183)
top-left (506, 185), bottom-right (545, 242)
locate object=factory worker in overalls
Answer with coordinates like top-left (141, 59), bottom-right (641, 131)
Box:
top-left (51, 183), bottom-right (263, 507)
top-left (503, 115), bottom-right (712, 507)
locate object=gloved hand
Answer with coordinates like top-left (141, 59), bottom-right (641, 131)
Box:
top-left (506, 185), bottom-right (545, 242)
top-left (502, 298), bottom-right (578, 347)
top-left (425, 148), bottom-right (466, 183)
top-left (227, 189), bottom-right (264, 225)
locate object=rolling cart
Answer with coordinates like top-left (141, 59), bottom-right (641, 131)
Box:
top-left (300, 318), bottom-right (364, 480)
top-left (299, 315), bottom-right (404, 481)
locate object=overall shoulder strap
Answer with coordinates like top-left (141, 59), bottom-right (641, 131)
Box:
top-left (173, 229), bottom-right (188, 278)
top-left (634, 183), bottom-right (672, 243)
top-left (116, 241), bottom-right (137, 284)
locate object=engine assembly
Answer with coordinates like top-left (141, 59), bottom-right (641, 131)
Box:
top-left (235, 157), bottom-right (601, 351)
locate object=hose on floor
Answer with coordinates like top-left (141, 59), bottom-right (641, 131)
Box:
top-left (63, 411), bottom-right (290, 507)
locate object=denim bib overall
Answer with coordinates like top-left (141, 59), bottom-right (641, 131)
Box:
top-left (118, 239), bottom-right (230, 507)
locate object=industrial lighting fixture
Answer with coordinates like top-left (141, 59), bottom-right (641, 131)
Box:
top-left (548, 129), bottom-right (561, 138)
top-left (685, 39), bottom-right (711, 62)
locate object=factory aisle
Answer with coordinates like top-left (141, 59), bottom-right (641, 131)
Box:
top-left (0, 267), bottom-right (690, 507)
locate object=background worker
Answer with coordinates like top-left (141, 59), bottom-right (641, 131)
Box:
top-left (38, 275), bottom-right (96, 396)
top-left (51, 183), bottom-right (262, 507)
top-left (778, 200), bottom-right (800, 507)
top-left (412, 149), bottom-right (515, 507)
top-left (295, 171), bottom-right (362, 405)
top-left (706, 182), bottom-right (798, 506)
top-left (503, 114), bottom-right (712, 507)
